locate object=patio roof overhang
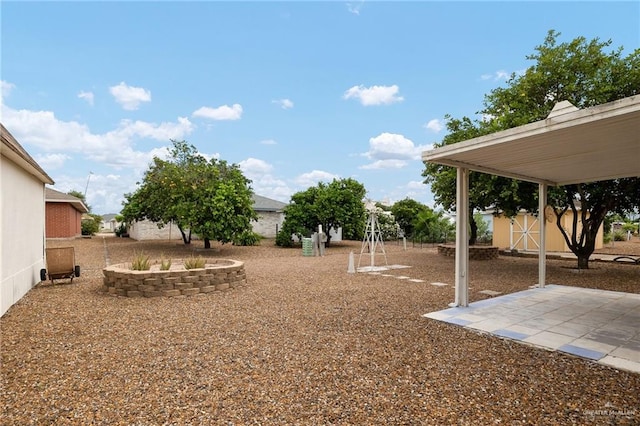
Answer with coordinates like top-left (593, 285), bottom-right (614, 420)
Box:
top-left (422, 95), bottom-right (640, 186)
top-left (421, 95), bottom-right (640, 307)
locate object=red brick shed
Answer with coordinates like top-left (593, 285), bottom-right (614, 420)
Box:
top-left (45, 188), bottom-right (89, 238)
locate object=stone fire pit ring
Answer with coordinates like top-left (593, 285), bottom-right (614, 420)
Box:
top-left (102, 259), bottom-right (246, 297)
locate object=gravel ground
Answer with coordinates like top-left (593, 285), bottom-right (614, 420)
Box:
top-left (2, 236), bottom-right (639, 425)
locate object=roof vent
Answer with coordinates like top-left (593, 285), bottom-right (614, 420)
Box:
top-left (547, 100), bottom-right (579, 119)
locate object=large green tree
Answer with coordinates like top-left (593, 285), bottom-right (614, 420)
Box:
top-left (276, 178), bottom-right (367, 246)
top-left (121, 140), bottom-right (257, 248)
top-left (423, 30), bottom-right (640, 268)
top-left (390, 198), bottom-right (433, 238)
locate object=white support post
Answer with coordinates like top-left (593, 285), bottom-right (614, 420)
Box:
top-left (538, 183), bottom-right (547, 288)
top-left (453, 167), bottom-right (469, 307)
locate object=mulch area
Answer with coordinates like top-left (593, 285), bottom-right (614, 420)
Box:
top-left (1, 236), bottom-right (639, 424)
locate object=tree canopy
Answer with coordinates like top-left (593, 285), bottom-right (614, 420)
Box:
top-left (121, 140), bottom-right (257, 247)
top-left (276, 178), bottom-right (367, 246)
top-left (390, 198), bottom-right (433, 238)
top-left (423, 30), bottom-right (640, 267)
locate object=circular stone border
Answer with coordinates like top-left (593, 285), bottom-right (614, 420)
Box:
top-left (102, 259), bottom-right (246, 297)
top-left (437, 244), bottom-right (499, 260)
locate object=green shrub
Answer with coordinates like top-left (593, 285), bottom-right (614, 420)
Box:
top-left (613, 231), bottom-right (626, 241)
top-left (130, 251), bottom-right (151, 270)
top-left (184, 255), bottom-right (206, 269)
top-left (275, 230), bottom-right (294, 247)
top-left (603, 233), bottom-right (613, 244)
top-left (81, 214), bottom-right (102, 236)
top-left (233, 230), bottom-right (262, 246)
top-left (115, 223), bottom-right (128, 237)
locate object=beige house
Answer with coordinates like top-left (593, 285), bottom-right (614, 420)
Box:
top-left (128, 194), bottom-right (288, 240)
top-left (493, 209), bottom-right (604, 252)
top-left (1, 124), bottom-right (54, 317)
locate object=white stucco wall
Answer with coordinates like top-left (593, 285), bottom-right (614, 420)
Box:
top-left (1, 158), bottom-right (46, 317)
top-left (128, 220), bottom-right (183, 241)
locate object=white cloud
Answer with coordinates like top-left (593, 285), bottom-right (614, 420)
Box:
top-left (78, 91), bottom-right (94, 106)
top-left (272, 98), bottom-right (294, 109)
top-left (35, 153), bottom-right (71, 170)
top-left (0, 104), bottom-right (192, 169)
top-left (481, 70), bottom-right (510, 81)
top-left (363, 132), bottom-right (430, 160)
top-left (343, 84), bottom-right (403, 106)
top-left (238, 157), bottom-right (292, 202)
top-left (407, 180), bottom-right (426, 190)
top-left (347, 1), bottom-right (365, 15)
top-left (260, 139), bottom-right (277, 145)
top-left (193, 104), bottom-right (243, 120)
top-left (359, 159), bottom-right (407, 170)
top-left (109, 82), bottom-right (151, 110)
top-left (423, 118), bottom-right (443, 133)
top-left (294, 170), bottom-right (339, 188)
top-left (1, 80), bottom-right (15, 101)
top-left (239, 157), bottom-right (273, 176)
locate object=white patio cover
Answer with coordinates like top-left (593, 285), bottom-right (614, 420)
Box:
top-left (422, 95), bottom-right (640, 307)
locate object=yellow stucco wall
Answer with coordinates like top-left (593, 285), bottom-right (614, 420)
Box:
top-left (493, 211), bottom-right (603, 252)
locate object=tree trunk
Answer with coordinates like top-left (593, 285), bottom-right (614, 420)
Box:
top-left (204, 238), bottom-right (211, 249)
top-left (577, 254), bottom-right (590, 270)
top-left (178, 226), bottom-right (191, 245)
top-left (469, 216), bottom-right (478, 246)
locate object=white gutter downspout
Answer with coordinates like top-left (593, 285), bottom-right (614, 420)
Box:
top-left (452, 167), bottom-right (469, 307)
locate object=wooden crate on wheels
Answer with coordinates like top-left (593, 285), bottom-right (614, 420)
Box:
top-left (40, 247), bottom-right (81, 284)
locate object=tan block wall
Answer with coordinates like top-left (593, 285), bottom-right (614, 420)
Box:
top-left (102, 259), bottom-right (246, 297)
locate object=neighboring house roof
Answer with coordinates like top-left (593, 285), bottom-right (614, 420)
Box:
top-left (45, 187), bottom-right (89, 213)
top-left (1, 123), bottom-right (54, 185)
top-left (252, 194), bottom-right (288, 212)
top-left (102, 214), bottom-right (118, 222)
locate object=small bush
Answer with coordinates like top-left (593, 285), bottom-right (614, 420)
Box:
top-left (275, 230), bottom-right (294, 247)
top-left (603, 233), bottom-right (613, 244)
top-left (613, 231), bottom-right (626, 241)
top-left (130, 251), bottom-right (151, 271)
top-left (115, 223), bottom-right (128, 237)
top-left (184, 255), bottom-right (205, 269)
top-left (159, 255), bottom-right (172, 271)
top-left (233, 230), bottom-right (262, 246)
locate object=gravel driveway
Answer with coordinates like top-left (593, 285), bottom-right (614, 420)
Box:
top-left (2, 236), bottom-right (639, 424)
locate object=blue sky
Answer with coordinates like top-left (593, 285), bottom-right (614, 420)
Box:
top-left (2, 1), bottom-right (638, 214)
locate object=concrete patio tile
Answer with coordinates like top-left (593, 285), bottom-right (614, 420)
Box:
top-left (430, 282), bottom-right (449, 287)
top-left (455, 313), bottom-right (488, 323)
top-left (422, 285), bottom-right (640, 374)
top-left (467, 317), bottom-right (516, 332)
top-left (599, 356), bottom-right (640, 374)
top-left (518, 316), bottom-right (566, 330)
top-left (570, 338), bottom-right (618, 355)
top-left (609, 347), bottom-right (640, 363)
top-left (493, 328), bottom-right (529, 341)
top-left (422, 311), bottom-right (453, 321)
top-left (505, 324), bottom-right (540, 337)
top-left (408, 279), bottom-right (425, 283)
top-left (558, 344), bottom-right (605, 360)
top-left (523, 331), bottom-right (576, 350)
top-left (443, 317), bottom-right (472, 326)
top-left (547, 322), bottom-right (594, 338)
